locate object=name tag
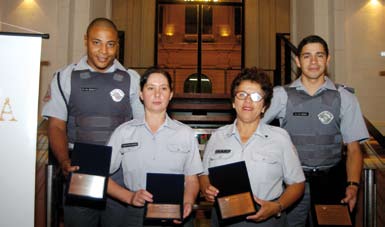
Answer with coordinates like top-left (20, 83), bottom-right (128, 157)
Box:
top-left (81, 87), bottom-right (97, 92)
top-left (121, 142), bottom-right (138, 148)
top-left (293, 112), bottom-right (309, 116)
top-left (215, 149), bottom-right (231, 154)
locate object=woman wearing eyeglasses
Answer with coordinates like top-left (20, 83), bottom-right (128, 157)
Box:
top-left (199, 67), bottom-right (305, 227)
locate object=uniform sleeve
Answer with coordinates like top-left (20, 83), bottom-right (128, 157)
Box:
top-left (201, 132), bottom-right (216, 175)
top-left (280, 130), bottom-right (305, 185)
top-left (261, 86), bottom-right (287, 124)
top-left (41, 69), bottom-right (71, 121)
top-left (127, 69), bottom-right (144, 119)
top-left (339, 89), bottom-right (369, 144)
top-left (107, 126), bottom-right (123, 174)
top-left (183, 130), bottom-right (203, 176)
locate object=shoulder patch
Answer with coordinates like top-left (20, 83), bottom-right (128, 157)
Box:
top-left (43, 86), bottom-right (51, 102)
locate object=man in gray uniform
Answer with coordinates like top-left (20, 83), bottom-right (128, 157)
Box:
top-left (42, 17), bottom-right (144, 227)
top-left (262, 35), bottom-right (369, 226)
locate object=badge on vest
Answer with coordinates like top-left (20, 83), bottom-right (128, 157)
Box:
top-left (215, 149), bottom-right (231, 154)
top-left (293, 112), bottom-right (309, 116)
top-left (110, 89), bottom-right (125, 102)
top-left (318, 110), bottom-right (334, 124)
top-left (121, 142), bottom-right (139, 148)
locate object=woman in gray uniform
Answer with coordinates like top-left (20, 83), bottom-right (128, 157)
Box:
top-left (199, 68), bottom-right (305, 227)
top-left (106, 67), bottom-right (203, 226)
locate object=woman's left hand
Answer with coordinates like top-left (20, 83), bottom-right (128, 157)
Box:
top-left (173, 202), bottom-right (193, 224)
top-left (246, 196), bottom-right (280, 222)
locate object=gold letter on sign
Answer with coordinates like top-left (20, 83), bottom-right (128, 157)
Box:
top-left (0, 97), bottom-right (17, 122)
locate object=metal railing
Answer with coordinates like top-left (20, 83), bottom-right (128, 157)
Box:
top-left (274, 33), bottom-right (298, 86)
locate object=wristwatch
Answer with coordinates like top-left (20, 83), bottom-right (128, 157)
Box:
top-left (347, 181), bottom-right (360, 188)
top-left (275, 201), bottom-right (284, 217)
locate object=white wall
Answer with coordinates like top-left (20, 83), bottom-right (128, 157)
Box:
top-left (344, 0), bottom-right (385, 133)
top-left (0, 0), bottom-right (111, 121)
top-left (291, 0), bottom-right (385, 134)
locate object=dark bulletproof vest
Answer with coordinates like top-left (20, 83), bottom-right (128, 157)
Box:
top-left (67, 69), bottom-right (132, 145)
top-left (282, 86), bottom-right (342, 168)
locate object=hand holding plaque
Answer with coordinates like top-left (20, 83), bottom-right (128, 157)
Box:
top-left (144, 173), bottom-right (184, 225)
top-left (66, 143), bottom-right (112, 201)
top-left (209, 161), bottom-right (257, 221)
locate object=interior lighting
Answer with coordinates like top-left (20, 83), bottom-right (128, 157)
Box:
top-left (184, 0), bottom-right (219, 2)
top-left (165, 24), bottom-right (175, 36)
top-left (369, 0), bottom-right (381, 6)
top-left (219, 25), bottom-right (231, 37)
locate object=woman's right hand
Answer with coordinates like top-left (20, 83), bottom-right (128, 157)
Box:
top-left (130, 189), bottom-right (153, 207)
top-left (202, 184), bottom-right (219, 202)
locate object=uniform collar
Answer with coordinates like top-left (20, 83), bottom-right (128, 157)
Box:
top-left (227, 119), bottom-right (270, 139)
top-left (74, 56), bottom-right (126, 73)
top-left (289, 76), bottom-right (337, 95)
top-left (163, 115), bottom-right (179, 130)
top-left (133, 114), bottom-right (178, 130)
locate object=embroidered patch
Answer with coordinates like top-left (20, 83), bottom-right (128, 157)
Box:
top-left (318, 111), bottom-right (334, 124)
top-left (43, 86), bottom-right (51, 102)
top-left (80, 72), bottom-right (91, 79)
top-left (110, 88), bottom-right (125, 102)
top-left (121, 142), bottom-right (138, 148)
top-left (215, 149), bottom-right (231, 154)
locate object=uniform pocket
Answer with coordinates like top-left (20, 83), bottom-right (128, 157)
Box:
top-left (250, 152), bottom-right (281, 183)
top-left (209, 151), bottom-right (234, 167)
top-left (120, 142), bottom-right (140, 154)
top-left (251, 152), bottom-right (277, 164)
top-left (168, 144), bottom-right (190, 153)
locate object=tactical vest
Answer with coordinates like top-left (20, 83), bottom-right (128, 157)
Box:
top-left (282, 86), bottom-right (342, 168)
top-left (67, 69), bottom-right (132, 145)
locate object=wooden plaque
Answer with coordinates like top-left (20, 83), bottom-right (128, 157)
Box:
top-left (315, 204), bottom-right (352, 226)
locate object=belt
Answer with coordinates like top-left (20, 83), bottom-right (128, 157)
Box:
top-left (303, 166), bottom-right (333, 179)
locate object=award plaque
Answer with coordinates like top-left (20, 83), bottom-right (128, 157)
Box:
top-left (144, 173), bottom-right (184, 224)
top-left (209, 161), bottom-right (257, 222)
top-left (315, 204), bottom-right (352, 226)
top-left (66, 143), bottom-right (112, 201)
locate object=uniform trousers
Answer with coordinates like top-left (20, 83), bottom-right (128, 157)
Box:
top-left (286, 161), bottom-right (352, 227)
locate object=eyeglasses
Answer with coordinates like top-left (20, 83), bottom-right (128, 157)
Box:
top-left (235, 91), bottom-right (263, 102)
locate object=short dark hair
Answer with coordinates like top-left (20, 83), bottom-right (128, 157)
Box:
top-left (140, 67), bottom-right (173, 91)
top-left (297, 35), bottom-right (329, 57)
top-left (230, 67), bottom-right (273, 117)
top-left (86, 17), bottom-right (118, 36)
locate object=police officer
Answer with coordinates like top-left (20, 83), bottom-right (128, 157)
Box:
top-left (42, 17), bottom-right (144, 227)
top-left (199, 68), bottom-right (305, 227)
top-left (106, 67), bottom-right (203, 226)
top-left (262, 35), bottom-right (369, 226)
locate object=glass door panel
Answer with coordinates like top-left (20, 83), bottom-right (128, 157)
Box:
top-left (201, 4), bottom-right (242, 94)
top-left (157, 3), bottom-right (198, 94)
top-left (157, 1), bottom-right (243, 94)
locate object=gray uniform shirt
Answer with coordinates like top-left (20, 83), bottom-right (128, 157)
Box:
top-left (108, 115), bottom-right (203, 191)
top-left (202, 121), bottom-right (305, 200)
top-left (42, 56), bottom-right (144, 121)
top-left (262, 76), bottom-right (369, 144)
